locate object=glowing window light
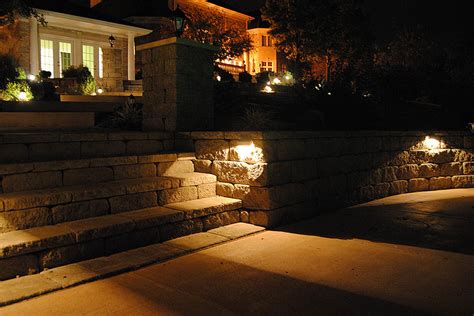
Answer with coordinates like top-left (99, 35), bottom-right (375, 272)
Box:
top-left (424, 136), bottom-right (441, 150)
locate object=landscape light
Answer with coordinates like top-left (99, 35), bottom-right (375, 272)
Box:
top-left (234, 141), bottom-right (263, 164)
top-left (263, 85), bottom-right (273, 93)
top-left (28, 74), bottom-right (36, 81)
top-left (97, 88), bottom-right (104, 94)
top-left (424, 136), bottom-right (441, 150)
top-left (18, 91), bottom-right (27, 101)
top-left (285, 75), bottom-right (290, 80)
top-left (216, 75), bottom-right (221, 82)
top-left (272, 77), bottom-right (281, 85)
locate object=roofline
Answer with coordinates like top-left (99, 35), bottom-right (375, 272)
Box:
top-left (36, 9), bottom-right (153, 36)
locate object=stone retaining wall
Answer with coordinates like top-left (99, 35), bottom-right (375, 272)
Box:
top-left (181, 131), bottom-right (474, 227)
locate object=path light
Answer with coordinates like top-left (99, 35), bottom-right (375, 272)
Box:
top-left (97, 88), bottom-right (104, 94)
top-left (263, 85), bottom-right (273, 93)
top-left (424, 136), bottom-right (441, 150)
top-left (28, 74), bottom-right (36, 81)
top-left (272, 77), bottom-right (281, 85)
top-left (216, 75), bottom-right (221, 82)
top-left (108, 35), bottom-right (116, 48)
top-left (171, 5), bottom-right (187, 38)
top-left (18, 91), bottom-right (28, 101)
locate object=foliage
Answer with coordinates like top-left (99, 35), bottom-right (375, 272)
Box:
top-left (0, 0), bottom-right (46, 27)
top-left (269, 71), bottom-right (295, 86)
top-left (0, 54), bottom-right (18, 89)
top-left (62, 65), bottom-right (96, 95)
top-left (39, 70), bottom-right (51, 79)
top-left (16, 67), bottom-right (26, 79)
top-left (262, 0), bottom-right (373, 81)
top-left (256, 71), bottom-right (271, 84)
top-left (30, 80), bottom-right (58, 101)
top-left (242, 107), bottom-right (275, 130)
top-left (214, 66), bottom-right (234, 82)
top-left (0, 80), bottom-right (33, 101)
top-left (102, 100), bottom-right (143, 130)
top-left (238, 71), bottom-right (252, 83)
top-left (182, 6), bottom-right (252, 60)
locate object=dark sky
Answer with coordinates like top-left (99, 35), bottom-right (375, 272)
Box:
top-left (225, 0), bottom-right (473, 45)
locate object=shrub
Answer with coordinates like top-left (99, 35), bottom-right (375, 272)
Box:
top-left (62, 65), bottom-right (96, 95)
top-left (30, 80), bottom-right (59, 101)
top-left (242, 107), bottom-right (275, 130)
top-left (100, 99), bottom-right (143, 130)
top-left (1, 80), bottom-right (33, 101)
top-left (0, 54), bottom-right (18, 90)
top-left (214, 66), bottom-right (234, 82)
top-left (238, 71), bottom-right (252, 83)
top-left (39, 70), bottom-right (51, 79)
top-left (256, 71), bottom-right (271, 84)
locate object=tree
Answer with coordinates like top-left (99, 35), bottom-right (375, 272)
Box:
top-left (181, 6), bottom-right (252, 60)
top-left (0, 0), bottom-right (46, 28)
top-left (262, 0), bottom-right (372, 81)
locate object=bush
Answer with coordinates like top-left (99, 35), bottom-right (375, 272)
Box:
top-left (214, 66), bottom-right (234, 82)
top-left (242, 107), bottom-right (275, 130)
top-left (0, 54), bottom-right (18, 90)
top-left (39, 70), bottom-right (51, 79)
top-left (256, 71), bottom-right (271, 84)
top-left (30, 80), bottom-right (59, 101)
top-left (238, 71), bottom-right (252, 83)
top-left (62, 65), bottom-right (96, 95)
top-left (100, 99), bottom-right (143, 130)
top-left (1, 80), bottom-right (33, 101)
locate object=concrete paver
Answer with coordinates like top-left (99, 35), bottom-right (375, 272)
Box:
top-left (1, 189), bottom-right (473, 315)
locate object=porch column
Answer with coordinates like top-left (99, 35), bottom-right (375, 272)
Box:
top-left (127, 33), bottom-right (135, 80)
top-left (29, 18), bottom-right (39, 75)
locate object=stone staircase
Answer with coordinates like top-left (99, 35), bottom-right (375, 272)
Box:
top-left (0, 151), bottom-right (244, 281)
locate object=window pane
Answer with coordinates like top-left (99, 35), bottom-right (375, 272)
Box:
top-left (268, 36), bottom-right (272, 46)
top-left (261, 35), bottom-right (266, 47)
top-left (82, 45), bottom-right (95, 76)
top-left (268, 62), bottom-right (273, 67)
top-left (40, 39), bottom-right (54, 77)
top-left (59, 42), bottom-right (72, 77)
top-left (98, 47), bottom-right (104, 78)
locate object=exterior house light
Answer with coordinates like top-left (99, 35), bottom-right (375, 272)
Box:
top-left (171, 5), bottom-right (187, 38)
top-left (108, 35), bottom-right (116, 47)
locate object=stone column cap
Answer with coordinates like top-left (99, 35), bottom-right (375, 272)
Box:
top-left (136, 37), bottom-right (218, 52)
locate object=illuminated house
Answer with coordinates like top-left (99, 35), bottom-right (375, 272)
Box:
top-left (1, 0), bottom-right (151, 92)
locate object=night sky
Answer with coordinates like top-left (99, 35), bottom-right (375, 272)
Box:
top-left (224, 0), bottom-right (473, 46)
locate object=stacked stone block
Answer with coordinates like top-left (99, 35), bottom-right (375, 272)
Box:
top-left (186, 131), bottom-right (474, 228)
top-left (139, 38), bottom-right (216, 131)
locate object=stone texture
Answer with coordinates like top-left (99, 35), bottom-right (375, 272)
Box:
top-left (195, 140), bottom-right (229, 160)
top-left (463, 162), bottom-right (474, 175)
top-left (158, 187), bottom-right (198, 205)
top-left (138, 153), bottom-right (177, 163)
top-left (89, 156), bottom-right (137, 167)
top-left (3, 190), bottom-right (72, 211)
top-left (359, 186), bottom-right (375, 202)
top-left (194, 159), bottom-right (212, 173)
top-left (197, 183), bottom-right (216, 199)
top-left (2, 172), bottom-right (62, 193)
top-left (207, 223), bottom-right (265, 240)
top-left (389, 180), bottom-right (408, 195)
top-left (30, 143), bottom-right (80, 161)
top-left (109, 192), bottom-right (158, 214)
top-left (34, 160), bottom-right (90, 172)
top-left (0, 208), bottom-right (51, 233)
top-left (52, 200), bottom-right (110, 224)
top-left (80, 141), bottom-right (126, 158)
top-left (212, 161), bottom-right (270, 186)
top-left (105, 229), bottom-right (159, 255)
top-left (374, 183), bottom-right (390, 199)
top-left (429, 177), bottom-right (453, 191)
top-left (126, 140), bottom-right (163, 155)
top-left (440, 163), bottom-right (463, 176)
top-left (0, 163), bottom-right (34, 175)
top-left (0, 144), bottom-right (29, 163)
top-left (216, 182), bottom-right (234, 198)
top-left (170, 173), bottom-right (216, 187)
top-left (124, 177), bottom-right (173, 194)
top-left (39, 240), bottom-right (104, 270)
top-left (71, 184), bottom-right (125, 202)
top-left (63, 168), bottom-right (113, 186)
top-left (452, 175), bottom-right (474, 188)
top-left (419, 164), bottom-right (440, 178)
top-left (62, 215), bottom-right (134, 243)
top-left (397, 164), bottom-right (419, 180)
top-left (201, 211), bottom-right (240, 230)
top-left (409, 178), bottom-right (430, 192)
top-left (163, 232), bottom-right (229, 251)
top-left (119, 207), bottom-right (184, 230)
top-left (113, 164), bottom-right (156, 180)
top-left (166, 196), bottom-right (241, 220)
top-left (157, 161), bottom-right (194, 176)
top-left (426, 150), bottom-right (456, 164)
top-left (382, 167), bottom-right (398, 182)
top-left (159, 219), bottom-right (203, 241)
top-left (0, 255), bottom-right (38, 281)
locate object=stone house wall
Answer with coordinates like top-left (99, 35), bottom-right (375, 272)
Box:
top-left (179, 131), bottom-right (474, 228)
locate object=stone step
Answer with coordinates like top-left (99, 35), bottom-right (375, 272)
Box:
top-left (0, 152), bottom-right (196, 194)
top-left (0, 196), bottom-right (243, 281)
top-left (0, 174), bottom-right (217, 234)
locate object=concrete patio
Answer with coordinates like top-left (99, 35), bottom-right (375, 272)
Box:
top-left (1, 188), bottom-right (473, 315)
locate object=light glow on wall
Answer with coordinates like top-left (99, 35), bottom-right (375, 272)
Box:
top-left (423, 136), bottom-right (442, 150)
top-left (234, 141), bottom-right (263, 164)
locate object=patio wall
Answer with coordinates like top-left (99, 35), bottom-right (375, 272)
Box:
top-left (181, 131), bottom-right (474, 227)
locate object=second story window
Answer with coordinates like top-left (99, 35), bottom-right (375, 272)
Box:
top-left (262, 35), bottom-right (267, 47)
top-left (261, 35), bottom-right (272, 47)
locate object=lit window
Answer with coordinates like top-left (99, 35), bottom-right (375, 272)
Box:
top-left (268, 36), bottom-right (272, 46)
top-left (40, 39), bottom-right (54, 77)
top-left (82, 45), bottom-right (95, 76)
top-left (59, 42), bottom-right (72, 77)
top-left (98, 47), bottom-right (104, 78)
top-left (261, 35), bottom-right (267, 47)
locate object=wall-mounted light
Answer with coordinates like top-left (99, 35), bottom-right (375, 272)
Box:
top-left (108, 34), bottom-right (116, 47)
top-left (423, 136), bottom-right (441, 150)
top-left (234, 141), bottom-right (263, 164)
top-left (171, 5), bottom-right (187, 38)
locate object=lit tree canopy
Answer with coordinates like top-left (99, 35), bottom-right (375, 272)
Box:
top-left (262, 0), bottom-right (372, 79)
top-left (181, 6), bottom-right (252, 60)
top-left (0, 0), bottom-right (46, 27)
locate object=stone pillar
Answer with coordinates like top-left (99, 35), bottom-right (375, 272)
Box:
top-left (137, 37), bottom-right (217, 132)
top-left (29, 19), bottom-right (39, 75)
top-left (127, 33), bottom-right (135, 80)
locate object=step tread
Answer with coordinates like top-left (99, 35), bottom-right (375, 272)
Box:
top-left (0, 197), bottom-right (241, 259)
top-left (164, 172), bottom-right (217, 187)
top-left (0, 177), bottom-right (175, 211)
top-left (165, 196), bottom-right (242, 220)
